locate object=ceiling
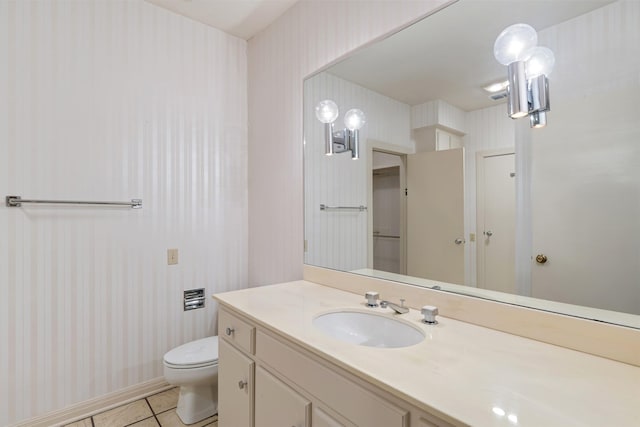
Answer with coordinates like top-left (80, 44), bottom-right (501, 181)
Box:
top-left (325, 0), bottom-right (614, 111)
top-left (145, 0), bottom-right (299, 40)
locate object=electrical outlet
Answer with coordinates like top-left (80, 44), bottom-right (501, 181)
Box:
top-left (167, 248), bottom-right (178, 265)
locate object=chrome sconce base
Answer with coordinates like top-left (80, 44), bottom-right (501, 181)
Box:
top-left (495, 23), bottom-right (554, 129)
top-left (316, 100), bottom-right (365, 159)
top-left (529, 110), bottom-right (547, 128)
top-left (507, 61), bottom-right (529, 119)
top-left (507, 61), bottom-right (551, 127)
top-left (333, 129), bottom-right (360, 159)
top-left (324, 123), bottom-right (360, 159)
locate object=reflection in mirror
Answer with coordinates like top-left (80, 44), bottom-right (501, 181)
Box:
top-left (304, 0), bottom-right (640, 328)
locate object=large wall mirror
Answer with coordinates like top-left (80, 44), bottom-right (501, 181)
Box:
top-left (303, 0), bottom-right (640, 329)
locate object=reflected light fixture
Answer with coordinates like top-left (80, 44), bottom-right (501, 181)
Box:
top-left (315, 99), bottom-right (366, 159)
top-left (483, 79), bottom-right (509, 94)
top-left (494, 23), bottom-right (555, 128)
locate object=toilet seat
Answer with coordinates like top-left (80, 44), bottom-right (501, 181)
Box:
top-left (164, 336), bottom-right (219, 369)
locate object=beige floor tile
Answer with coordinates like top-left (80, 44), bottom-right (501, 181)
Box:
top-left (147, 387), bottom-right (179, 414)
top-left (156, 409), bottom-right (217, 427)
top-left (64, 418), bottom-right (93, 427)
top-left (93, 399), bottom-right (153, 427)
top-left (130, 417), bottom-right (160, 427)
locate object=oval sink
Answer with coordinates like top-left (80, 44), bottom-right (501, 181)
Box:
top-left (313, 310), bottom-right (425, 348)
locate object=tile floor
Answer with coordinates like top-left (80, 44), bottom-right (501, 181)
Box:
top-left (64, 387), bottom-right (218, 427)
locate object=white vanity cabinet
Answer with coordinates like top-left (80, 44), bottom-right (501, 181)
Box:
top-left (255, 366), bottom-right (311, 427)
top-left (218, 309), bottom-right (256, 427)
top-left (218, 339), bottom-right (254, 427)
top-left (217, 306), bottom-right (457, 427)
top-left (312, 406), bottom-right (351, 427)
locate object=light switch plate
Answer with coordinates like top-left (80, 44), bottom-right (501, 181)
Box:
top-left (167, 248), bottom-right (178, 265)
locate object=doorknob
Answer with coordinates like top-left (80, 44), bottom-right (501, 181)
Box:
top-left (535, 254), bottom-right (548, 264)
top-left (454, 238), bottom-right (465, 245)
top-left (484, 230), bottom-right (493, 237)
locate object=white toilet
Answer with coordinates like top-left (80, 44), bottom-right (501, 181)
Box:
top-left (163, 336), bottom-right (219, 424)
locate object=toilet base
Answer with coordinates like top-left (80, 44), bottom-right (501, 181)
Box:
top-left (176, 384), bottom-right (218, 425)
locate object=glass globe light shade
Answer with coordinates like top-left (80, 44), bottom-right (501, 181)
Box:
top-left (315, 99), bottom-right (339, 124)
top-left (494, 23), bottom-right (538, 66)
top-left (344, 109), bottom-right (366, 130)
top-left (525, 46), bottom-right (555, 78)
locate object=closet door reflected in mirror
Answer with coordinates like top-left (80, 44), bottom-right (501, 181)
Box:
top-left (407, 148), bottom-right (464, 284)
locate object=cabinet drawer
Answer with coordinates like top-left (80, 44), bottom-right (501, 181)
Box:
top-left (219, 308), bottom-right (255, 354)
top-left (256, 330), bottom-right (409, 427)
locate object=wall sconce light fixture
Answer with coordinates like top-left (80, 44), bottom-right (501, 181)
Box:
top-left (494, 23), bottom-right (555, 128)
top-left (315, 99), bottom-right (366, 159)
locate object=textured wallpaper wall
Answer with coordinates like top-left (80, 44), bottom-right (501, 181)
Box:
top-left (303, 71), bottom-right (411, 272)
top-left (0, 1), bottom-right (247, 424)
top-left (247, 0), bottom-right (451, 286)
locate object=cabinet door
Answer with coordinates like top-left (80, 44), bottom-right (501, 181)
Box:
top-left (218, 339), bottom-right (254, 427)
top-left (436, 129), bottom-right (463, 151)
top-left (312, 406), bottom-right (349, 427)
top-left (436, 129), bottom-right (451, 151)
top-left (255, 366), bottom-right (310, 427)
top-left (411, 409), bottom-right (457, 427)
top-left (257, 331), bottom-right (408, 427)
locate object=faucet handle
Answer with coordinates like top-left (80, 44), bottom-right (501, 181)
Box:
top-left (365, 291), bottom-right (379, 307)
top-left (421, 305), bottom-right (439, 324)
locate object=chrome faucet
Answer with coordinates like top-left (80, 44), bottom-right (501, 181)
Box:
top-left (365, 291), bottom-right (380, 307)
top-left (364, 292), bottom-right (409, 314)
top-left (380, 299), bottom-right (409, 314)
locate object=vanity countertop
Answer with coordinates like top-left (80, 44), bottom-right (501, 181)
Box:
top-left (214, 280), bottom-right (640, 426)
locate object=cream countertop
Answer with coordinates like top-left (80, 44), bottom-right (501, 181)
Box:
top-left (214, 280), bottom-right (640, 426)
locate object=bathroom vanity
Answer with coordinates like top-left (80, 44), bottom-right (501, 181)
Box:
top-left (214, 280), bottom-right (640, 427)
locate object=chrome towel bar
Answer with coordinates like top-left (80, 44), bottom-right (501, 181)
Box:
top-left (5, 195), bottom-right (142, 209)
top-left (320, 204), bottom-right (367, 211)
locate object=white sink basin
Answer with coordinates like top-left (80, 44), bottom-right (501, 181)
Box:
top-left (313, 310), bottom-right (425, 348)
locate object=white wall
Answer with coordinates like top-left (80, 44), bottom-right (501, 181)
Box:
top-left (0, 1), bottom-right (247, 424)
top-left (248, 0), bottom-right (451, 286)
top-left (303, 72), bottom-right (412, 271)
top-left (529, 0), bottom-right (640, 312)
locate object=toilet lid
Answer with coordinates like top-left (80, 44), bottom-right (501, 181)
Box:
top-left (164, 336), bottom-right (219, 367)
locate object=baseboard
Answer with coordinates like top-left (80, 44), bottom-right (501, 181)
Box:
top-left (11, 377), bottom-right (172, 427)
